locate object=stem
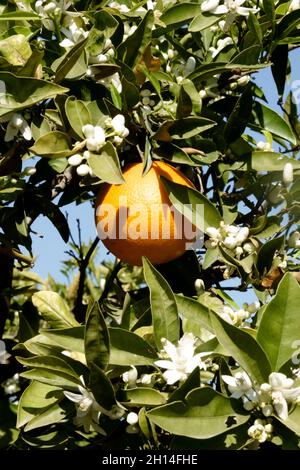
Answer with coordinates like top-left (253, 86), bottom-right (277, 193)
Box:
top-left (73, 236), bottom-right (100, 323)
top-left (99, 259), bottom-right (122, 304)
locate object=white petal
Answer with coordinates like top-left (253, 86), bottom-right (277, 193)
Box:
top-left (274, 397), bottom-right (289, 420)
top-left (154, 359), bottom-right (176, 370)
top-left (82, 124), bottom-right (95, 139)
top-left (60, 38), bottom-right (75, 48)
top-left (163, 369), bottom-right (183, 385)
top-left (222, 375), bottom-right (238, 387)
top-left (201, 0), bottom-right (220, 12)
top-left (236, 6), bottom-right (259, 16)
top-left (21, 123), bottom-right (32, 140)
top-left (213, 5), bottom-right (229, 14)
top-left (64, 391), bottom-right (82, 403)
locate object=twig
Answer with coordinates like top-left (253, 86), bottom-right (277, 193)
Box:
top-left (73, 236), bottom-right (100, 323)
top-left (99, 259), bottom-right (122, 303)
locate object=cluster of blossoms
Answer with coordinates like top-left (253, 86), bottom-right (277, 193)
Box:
top-left (64, 376), bottom-right (124, 434)
top-left (218, 301), bottom-right (259, 327)
top-left (201, 0), bottom-right (259, 17)
top-left (68, 115), bottom-right (129, 177)
top-left (59, 18), bottom-right (89, 49)
top-left (222, 371), bottom-right (300, 420)
top-left (205, 223), bottom-right (255, 268)
top-left (247, 419), bottom-right (273, 444)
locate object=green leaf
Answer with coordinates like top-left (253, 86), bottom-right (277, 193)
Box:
top-left (271, 45), bottom-right (288, 97)
top-left (21, 368), bottom-right (80, 391)
top-left (147, 387), bottom-right (249, 439)
top-left (251, 152), bottom-right (300, 171)
top-left (109, 327), bottom-right (157, 365)
top-left (32, 195), bottom-right (70, 242)
top-left (175, 294), bottom-right (213, 333)
top-left (17, 381), bottom-right (62, 429)
top-left (256, 235), bottom-right (285, 275)
top-left (247, 12), bottom-right (263, 45)
top-left (161, 177), bottom-right (222, 231)
top-left (188, 62), bottom-right (270, 85)
top-left (189, 12), bottom-right (221, 32)
top-left (257, 273), bottom-right (300, 371)
top-left (32, 291), bottom-right (79, 328)
top-left (85, 301), bottom-right (110, 371)
top-left (0, 34), bottom-right (31, 67)
top-left (276, 9), bottom-right (300, 41)
top-left (120, 388), bottom-right (166, 407)
top-left (88, 141), bottom-right (125, 184)
top-left (43, 327), bottom-right (84, 353)
top-left (30, 131), bottom-right (73, 159)
top-left (210, 311), bottom-right (271, 383)
top-left (117, 10), bottom-right (154, 68)
top-left (89, 362), bottom-right (116, 410)
top-left (161, 3), bottom-right (200, 27)
top-left (0, 72), bottom-right (68, 118)
top-left (154, 117), bottom-right (216, 142)
top-left (65, 97), bottom-right (92, 139)
top-left (263, 0), bottom-right (275, 23)
top-left (224, 84), bottom-right (253, 144)
top-left (54, 38), bottom-right (88, 83)
top-left (143, 257), bottom-right (179, 349)
top-left (24, 403), bottom-right (67, 432)
top-left (251, 102), bottom-right (297, 145)
top-left (279, 406), bottom-right (300, 436)
top-left (0, 11), bottom-right (41, 21)
top-left (17, 355), bottom-right (80, 380)
top-left (168, 367), bottom-right (201, 403)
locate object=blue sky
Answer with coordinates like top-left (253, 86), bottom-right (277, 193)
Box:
top-left (30, 51), bottom-right (299, 304)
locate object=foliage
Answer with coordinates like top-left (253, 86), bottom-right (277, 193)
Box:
top-left (1, 0), bottom-right (300, 451)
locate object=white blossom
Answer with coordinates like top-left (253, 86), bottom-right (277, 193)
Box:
top-left (60, 20), bottom-right (88, 49)
top-left (248, 419), bottom-right (271, 443)
top-left (222, 371), bottom-right (253, 399)
top-left (289, 0), bottom-right (300, 12)
top-left (64, 377), bottom-right (106, 434)
top-left (201, 0), bottom-right (259, 17)
top-left (5, 113), bottom-right (32, 142)
top-left (283, 162), bottom-right (294, 184)
top-left (122, 366), bottom-right (138, 387)
top-left (209, 37), bottom-right (233, 58)
top-left (155, 333), bottom-right (210, 385)
top-left (82, 124), bottom-right (106, 152)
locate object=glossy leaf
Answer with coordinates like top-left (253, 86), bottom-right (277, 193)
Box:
top-left (121, 388), bottom-right (166, 407)
top-left (143, 257), bottom-right (179, 349)
top-left (210, 311), bottom-right (271, 383)
top-left (89, 362), bottom-right (116, 410)
top-left (175, 294), bottom-right (213, 333)
top-left (0, 72), bottom-right (68, 118)
top-left (88, 142), bottom-right (125, 184)
top-left (17, 381), bottom-right (62, 429)
top-left (257, 274), bottom-right (300, 371)
top-left (251, 102), bottom-right (297, 145)
top-left (109, 327), bottom-right (157, 365)
top-left (65, 97), bottom-right (92, 139)
top-left (32, 291), bottom-right (79, 328)
top-left (85, 301), bottom-right (110, 371)
top-left (162, 177), bottom-right (222, 231)
top-left (148, 387), bottom-right (249, 439)
top-left (30, 131), bottom-right (73, 159)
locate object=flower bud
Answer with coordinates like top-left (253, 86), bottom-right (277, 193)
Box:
top-left (76, 164), bottom-right (90, 177)
top-left (283, 162), bottom-right (293, 184)
top-left (237, 75), bottom-right (250, 87)
top-left (126, 412), bottom-right (139, 425)
top-left (111, 114), bottom-right (126, 134)
top-left (24, 167), bottom-right (36, 176)
top-left (68, 154), bottom-right (83, 166)
top-left (223, 236), bottom-right (237, 250)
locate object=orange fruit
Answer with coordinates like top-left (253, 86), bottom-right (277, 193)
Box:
top-left (95, 161), bottom-right (197, 266)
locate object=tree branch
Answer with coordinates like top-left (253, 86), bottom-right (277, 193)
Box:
top-left (73, 236), bottom-right (100, 323)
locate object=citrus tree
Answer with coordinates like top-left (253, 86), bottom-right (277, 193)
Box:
top-left (1, 0), bottom-right (300, 451)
